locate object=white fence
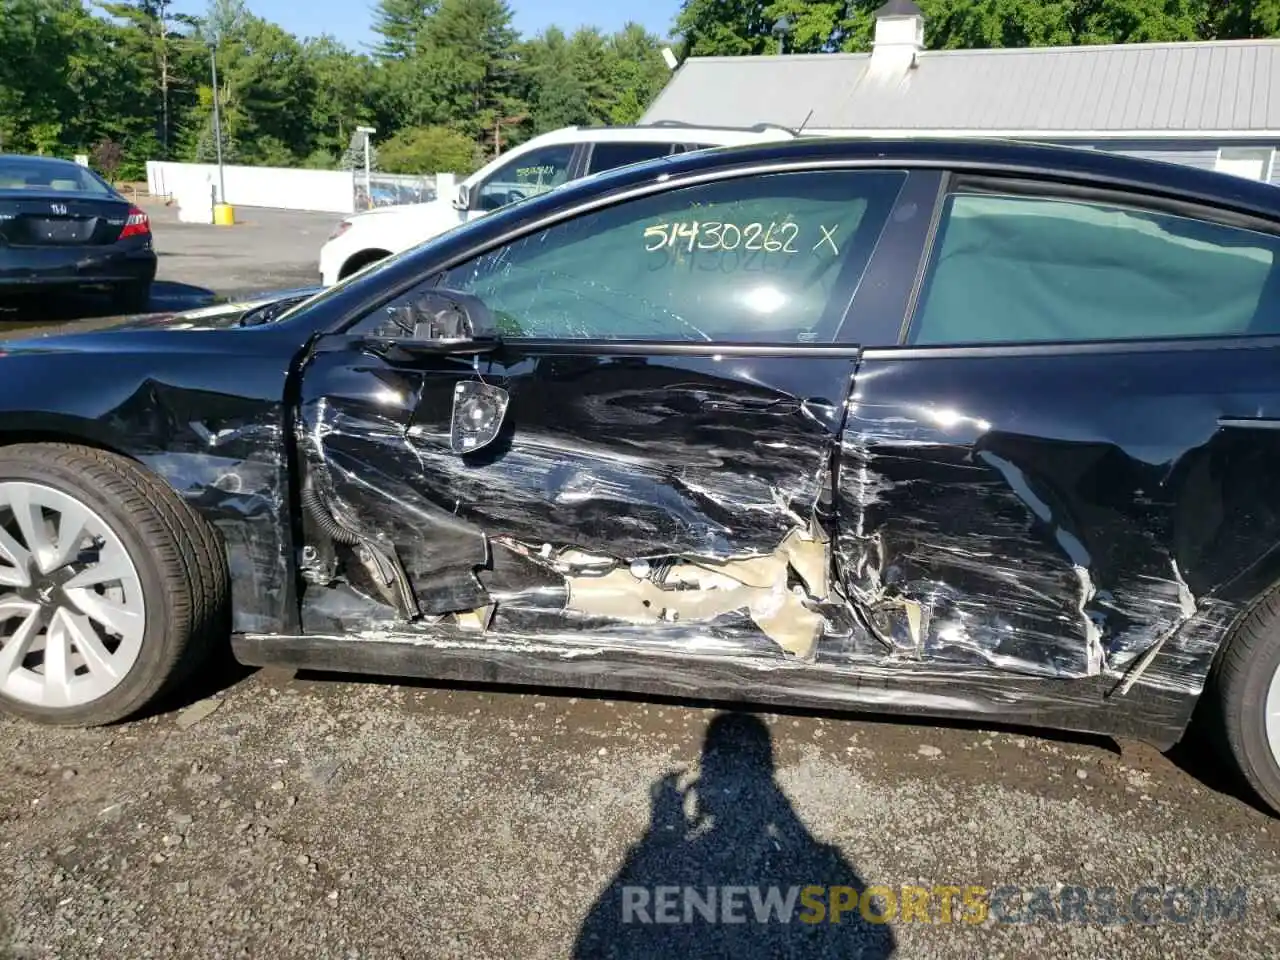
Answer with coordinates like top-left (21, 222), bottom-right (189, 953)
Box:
top-left (147, 161), bottom-right (458, 222)
top-left (146, 161), bottom-right (361, 214)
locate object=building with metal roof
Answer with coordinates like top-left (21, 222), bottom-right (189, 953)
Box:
top-left (641, 0), bottom-right (1280, 184)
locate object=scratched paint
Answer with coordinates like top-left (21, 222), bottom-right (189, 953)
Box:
top-left (292, 327), bottom-right (1280, 752)
top-left (836, 345), bottom-right (1280, 709)
top-left (10, 140), bottom-right (1280, 758)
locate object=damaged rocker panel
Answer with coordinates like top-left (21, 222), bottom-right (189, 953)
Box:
top-left (291, 333), bottom-right (1280, 741)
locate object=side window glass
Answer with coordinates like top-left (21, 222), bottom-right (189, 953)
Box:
top-left (586, 141), bottom-right (676, 174)
top-left (474, 145), bottom-right (574, 212)
top-left (437, 170), bottom-right (906, 343)
top-left (911, 192), bottom-right (1280, 345)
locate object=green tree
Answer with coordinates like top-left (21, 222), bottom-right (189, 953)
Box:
top-left (418, 0), bottom-right (525, 149)
top-left (304, 37), bottom-right (375, 155)
top-left (0, 0), bottom-right (153, 154)
top-left (98, 0), bottom-right (196, 157)
top-left (760, 0), bottom-right (847, 52)
top-left (671, 0), bottom-right (1277, 56)
top-left (6, 0), bottom-right (1273, 185)
top-left (1203, 0), bottom-right (1280, 37)
top-left (372, 0), bottom-right (438, 58)
top-left (182, 13), bottom-right (317, 165)
top-left (523, 28), bottom-right (592, 131)
top-left (378, 125), bottom-right (480, 172)
top-left (521, 22), bottom-right (670, 133)
top-left (674, 0), bottom-right (772, 56)
top-left (603, 23), bottom-right (674, 123)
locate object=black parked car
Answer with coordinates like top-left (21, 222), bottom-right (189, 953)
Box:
top-left (3, 137), bottom-right (1280, 812)
top-left (0, 154), bottom-right (156, 311)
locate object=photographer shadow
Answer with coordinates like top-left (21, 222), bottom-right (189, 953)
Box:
top-left (574, 711), bottom-right (897, 959)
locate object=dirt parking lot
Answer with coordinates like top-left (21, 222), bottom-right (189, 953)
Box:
top-left (2, 203), bottom-right (1280, 958)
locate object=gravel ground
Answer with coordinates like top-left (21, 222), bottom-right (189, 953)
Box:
top-left (2, 662), bottom-right (1278, 959)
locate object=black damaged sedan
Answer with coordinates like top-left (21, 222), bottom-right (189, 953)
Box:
top-left (4, 137), bottom-right (1280, 812)
top-left (0, 154), bottom-right (156, 311)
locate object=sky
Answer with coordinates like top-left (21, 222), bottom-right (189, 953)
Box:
top-left (170, 0), bottom-right (685, 49)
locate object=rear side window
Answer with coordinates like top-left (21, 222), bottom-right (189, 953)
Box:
top-left (436, 170), bottom-right (906, 343)
top-left (910, 192), bottom-right (1280, 345)
top-left (586, 141), bottom-right (675, 174)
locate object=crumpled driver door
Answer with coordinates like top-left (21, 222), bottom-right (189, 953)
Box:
top-left (295, 334), bottom-right (862, 662)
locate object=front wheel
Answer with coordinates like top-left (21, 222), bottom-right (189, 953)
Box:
top-left (0, 443), bottom-right (227, 726)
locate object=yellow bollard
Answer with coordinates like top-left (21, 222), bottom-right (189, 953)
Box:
top-left (213, 203), bottom-right (235, 226)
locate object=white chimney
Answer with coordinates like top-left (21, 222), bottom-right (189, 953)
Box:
top-left (870, 0), bottom-right (925, 74)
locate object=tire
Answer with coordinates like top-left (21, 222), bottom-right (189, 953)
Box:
top-left (1215, 586), bottom-right (1280, 815)
top-left (0, 443), bottom-right (228, 726)
top-left (109, 280), bottom-right (151, 314)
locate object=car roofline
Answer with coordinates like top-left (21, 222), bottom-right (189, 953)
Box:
top-left (611, 136), bottom-right (1280, 222)
top-left (0, 153), bottom-right (96, 170)
top-left (512, 123), bottom-right (798, 148)
top-left (293, 136), bottom-right (1280, 340)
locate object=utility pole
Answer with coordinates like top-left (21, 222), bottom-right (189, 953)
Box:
top-left (773, 15), bottom-right (792, 55)
top-left (209, 40), bottom-right (226, 203)
top-left (492, 114), bottom-right (526, 157)
top-left (357, 126), bottom-right (376, 208)
top-left (158, 0), bottom-right (171, 156)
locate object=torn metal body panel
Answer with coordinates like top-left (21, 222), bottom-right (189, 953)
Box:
top-left (840, 345), bottom-right (1280, 703)
top-left (94, 367), bottom-right (298, 634)
top-left (290, 332), bottom-right (1266, 747)
top-left (296, 339), bottom-right (862, 655)
top-left (12, 138), bottom-right (1280, 754)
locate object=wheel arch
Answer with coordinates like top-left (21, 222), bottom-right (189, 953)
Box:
top-left (340, 248), bottom-right (391, 280)
top-left (0, 417), bottom-right (137, 463)
top-left (0, 421), bottom-right (221, 549)
top-left (1205, 568), bottom-right (1280, 685)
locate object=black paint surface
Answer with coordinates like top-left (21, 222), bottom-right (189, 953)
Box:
top-left (3, 138), bottom-right (1280, 748)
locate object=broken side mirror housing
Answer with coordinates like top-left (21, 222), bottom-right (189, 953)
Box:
top-left (384, 288), bottom-right (501, 355)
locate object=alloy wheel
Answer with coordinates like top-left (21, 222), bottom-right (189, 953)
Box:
top-left (0, 481), bottom-right (145, 708)
top-left (1267, 659), bottom-right (1280, 769)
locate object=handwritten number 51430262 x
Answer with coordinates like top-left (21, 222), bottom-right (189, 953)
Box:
top-left (642, 221), bottom-right (841, 256)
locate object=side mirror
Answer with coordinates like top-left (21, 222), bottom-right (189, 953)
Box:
top-left (451, 380), bottom-right (509, 454)
top-left (453, 183), bottom-right (471, 211)
top-left (382, 288), bottom-right (500, 355)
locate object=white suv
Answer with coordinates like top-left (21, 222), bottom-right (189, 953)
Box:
top-left (318, 123), bottom-right (796, 286)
